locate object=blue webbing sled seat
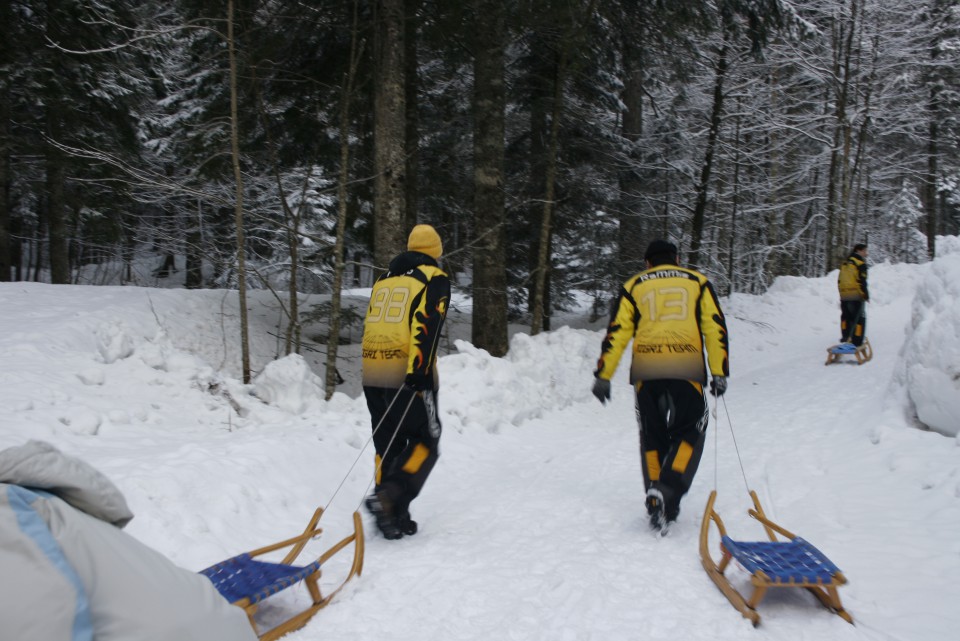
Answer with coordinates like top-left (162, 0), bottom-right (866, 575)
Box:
top-left (199, 508), bottom-right (364, 641)
top-left (201, 553), bottom-right (323, 605)
top-left (700, 490), bottom-right (852, 626)
top-left (829, 343), bottom-right (857, 354)
top-left (719, 536), bottom-right (841, 585)
top-left (825, 338), bottom-right (872, 365)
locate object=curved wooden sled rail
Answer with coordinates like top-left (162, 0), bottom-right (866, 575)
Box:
top-left (202, 508), bottom-right (365, 641)
top-left (699, 490), bottom-right (852, 626)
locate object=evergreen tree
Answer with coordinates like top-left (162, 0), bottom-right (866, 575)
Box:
top-left (5, 0), bottom-right (146, 283)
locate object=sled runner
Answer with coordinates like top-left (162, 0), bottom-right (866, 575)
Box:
top-left (200, 508), bottom-right (364, 641)
top-left (699, 490), bottom-right (852, 626)
top-left (825, 338), bottom-right (872, 365)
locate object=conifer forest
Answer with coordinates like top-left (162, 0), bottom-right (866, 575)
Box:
top-left (2, 1), bottom-right (959, 357)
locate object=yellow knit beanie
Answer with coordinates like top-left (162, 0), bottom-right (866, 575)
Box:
top-left (407, 224), bottom-right (443, 259)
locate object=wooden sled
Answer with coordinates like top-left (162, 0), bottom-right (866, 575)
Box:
top-left (200, 508), bottom-right (364, 641)
top-left (825, 338), bottom-right (872, 365)
top-left (699, 490), bottom-right (852, 626)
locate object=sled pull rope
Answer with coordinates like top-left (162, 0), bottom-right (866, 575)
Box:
top-left (356, 390), bottom-right (418, 512)
top-left (712, 394), bottom-right (719, 489)
top-left (318, 386), bottom-right (412, 514)
top-left (714, 395), bottom-right (752, 499)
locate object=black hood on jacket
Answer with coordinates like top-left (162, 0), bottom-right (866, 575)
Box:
top-left (387, 250), bottom-right (439, 276)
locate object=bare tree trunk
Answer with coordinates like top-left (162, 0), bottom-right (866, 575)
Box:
top-left (404, 0), bottom-right (419, 233)
top-left (847, 32), bottom-right (876, 249)
top-left (283, 206), bottom-right (301, 355)
top-left (45, 109), bottom-right (69, 284)
top-left (924, 117), bottom-right (939, 260)
top-left (825, 134), bottom-right (843, 266)
top-left (727, 99), bottom-right (743, 293)
top-left (227, 0), bottom-right (251, 383)
top-left (0, 0), bottom-right (10, 281)
top-left (40, 11), bottom-right (69, 285)
top-left (826, 0), bottom-right (858, 270)
top-left (838, 0), bottom-right (862, 224)
top-left (763, 74), bottom-right (782, 282)
top-left (326, 2), bottom-right (364, 400)
top-left (0, 90), bottom-right (10, 282)
top-left (252, 65), bottom-right (304, 357)
top-left (530, 0), bottom-right (597, 335)
top-left (923, 14), bottom-right (941, 260)
top-left (373, 0), bottom-right (407, 269)
top-left (529, 56), bottom-right (564, 336)
top-left (31, 215), bottom-right (42, 282)
top-left (117, 207), bottom-right (133, 284)
top-left (184, 200), bottom-right (203, 288)
top-left (688, 35), bottom-right (728, 272)
top-left (526, 56), bottom-right (548, 317)
top-left (471, 0), bottom-right (508, 356)
top-left (618, 33), bottom-right (647, 283)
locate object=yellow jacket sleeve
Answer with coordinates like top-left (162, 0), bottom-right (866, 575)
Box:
top-left (698, 281), bottom-right (729, 377)
top-left (406, 266), bottom-right (450, 382)
top-left (594, 285), bottom-right (639, 381)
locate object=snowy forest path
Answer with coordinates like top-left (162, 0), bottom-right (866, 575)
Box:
top-left (319, 279), bottom-right (931, 641)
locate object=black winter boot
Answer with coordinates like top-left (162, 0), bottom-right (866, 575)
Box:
top-left (645, 487), bottom-right (666, 531)
top-left (365, 491), bottom-right (403, 540)
top-left (396, 504), bottom-right (418, 535)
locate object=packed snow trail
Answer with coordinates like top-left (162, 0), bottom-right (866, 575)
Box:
top-left (314, 273), bottom-right (926, 641)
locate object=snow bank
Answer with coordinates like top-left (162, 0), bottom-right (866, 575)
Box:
top-left (252, 354), bottom-right (325, 414)
top-left (440, 327), bottom-right (598, 433)
top-left (897, 242), bottom-right (960, 436)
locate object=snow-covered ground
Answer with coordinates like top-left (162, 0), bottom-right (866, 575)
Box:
top-left (2, 240), bottom-right (959, 641)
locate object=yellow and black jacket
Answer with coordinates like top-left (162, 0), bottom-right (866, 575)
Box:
top-left (595, 265), bottom-right (729, 385)
top-left (838, 252), bottom-right (868, 301)
top-left (362, 251), bottom-right (450, 390)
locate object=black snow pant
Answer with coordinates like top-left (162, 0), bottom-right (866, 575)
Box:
top-left (840, 300), bottom-right (866, 346)
top-left (635, 379), bottom-right (708, 521)
top-left (363, 386), bottom-right (441, 519)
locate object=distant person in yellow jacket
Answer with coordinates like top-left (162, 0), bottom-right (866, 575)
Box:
top-left (837, 243), bottom-right (868, 347)
top-left (591, 240), bottom-right (729, 533)
top-left (362, 225), bottom-right (450, 540)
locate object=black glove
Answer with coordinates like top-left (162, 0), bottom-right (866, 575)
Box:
top-left (592, 377), bottom-right (611, 405)
top-left (404, 372), bottom-right (429, 392)
top-left (709, 376), bottom-right (727, 397)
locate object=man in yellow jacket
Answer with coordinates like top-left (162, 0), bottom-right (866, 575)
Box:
top-left (837, 243), bottom-right (868, 347)
top-left (591, 240), bottom-right (729, 534)
top-left (362, 224), bottom-right (450, 539)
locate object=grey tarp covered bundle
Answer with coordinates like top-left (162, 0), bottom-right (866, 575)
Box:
top-left (0, 440), bottom-right (256, 641)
